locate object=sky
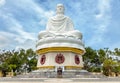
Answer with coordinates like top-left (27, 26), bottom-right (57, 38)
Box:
top-left (0, 0), bottom-right (120, 50)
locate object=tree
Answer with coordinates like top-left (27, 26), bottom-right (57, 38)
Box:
top-left (114, 48), bottom-right (120, 56)
top-left (0, 48), bottom-right (37, 76)
top-left (25, 49), bottom-right (37, 72)
top-left (103, 58), bottom-right (117, 76)
top-left (83, 47), bottom-right (101, 72)
top-left (97, 49), bottom-right (106, 64)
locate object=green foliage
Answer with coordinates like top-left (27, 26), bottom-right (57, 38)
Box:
top-left (102, 58), bottom-right (120, 76)
top-left (83, 47), bottom-right (100, 71)
top-left (8, 64), bottom-right (17, 72)
top-left (0, 48), bottom-right (37, 76)
top-left (83, 47), bottom-right (120, 76)
top-left (114, 48), bottom-right (120, 56)
top-left (0, 47), bottom-right (120, 77)
top-left (103, 59), bottom-right (117, 68)
top-left (98, 49), bottom-right (106, 64)
top-left (88, 67), bottom-right (101, 72)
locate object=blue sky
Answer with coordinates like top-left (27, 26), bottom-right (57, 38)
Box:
top-left (0, 0), bottom-right (120, 50)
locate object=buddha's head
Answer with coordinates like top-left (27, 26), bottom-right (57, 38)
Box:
top-left (56, 4), bottom-right (64, 15)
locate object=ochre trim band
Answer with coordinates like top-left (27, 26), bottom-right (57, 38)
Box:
top-left (36, 47), bottom-right (85, 55)
top-left (65, 66), bottom-right (82, 69)
top-left (37, 66), bottom-right (55, 69)
top-left (37, 66), bottom-right (83, 69)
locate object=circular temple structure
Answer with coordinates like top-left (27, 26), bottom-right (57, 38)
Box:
top-left (36, 34), bottom-right (85, 71)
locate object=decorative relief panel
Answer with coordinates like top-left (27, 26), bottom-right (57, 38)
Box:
top-left (75, 55), bottom-right (80, 64)
top-left (40, 55), bottom-right (46, 65)
top-left (55, 53), bottom-right (65, 64)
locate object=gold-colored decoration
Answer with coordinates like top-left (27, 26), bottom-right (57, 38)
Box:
top-left (37, 66), bottom-right (55, 69)
top-left (65, 66), bottom-right (82, 69)
top-left (36, 47), bottom-right (84, 55)
top-left (37, 66), bottom-right (82, 69)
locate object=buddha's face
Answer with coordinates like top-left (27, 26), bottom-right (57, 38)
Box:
top-left (56, 4), bottom-right (64, 14)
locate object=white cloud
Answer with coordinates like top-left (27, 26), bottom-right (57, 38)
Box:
top-left (0, 31), bottom-right (16, 48)
top-left (0, 11), bottom-right (36, 49)
top-left (95, 0), bottom-right (111, 31)
top-left (28, 1), bottom-right (54, 25)
top-left (1, 12), bottom-right (36, 39)
top-left (95, 0), bottom-right (111, 30)
top-left (15, 39), bottom-right (36, 50)
top-left (88, 0), bottom-right (111, 47)
top-left (9, 26), bottom-right (36, 41)
top-left (39, 19), bottom-right (46, 26)
top-left (13, 0), bottom-right (54, 23)
top-left (0, 30), bottom-right (36, 49)
top-left (38, 10), bottom-right (54, 26)
top-left (0, 30), bottom-right (36, 50)
top-left (96, 0), bottom-right (111, 19)
top-left (0, 0), bottom-right (56, 50)
top-left (0, 0), bottom-right (5, 7)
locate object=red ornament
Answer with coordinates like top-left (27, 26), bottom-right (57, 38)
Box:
top-left (40, 55), bottom-right (46, 65)
top-left (55, 53), bottom-right (65, 64)
top-left (75, 55), bottom-right (80, 64)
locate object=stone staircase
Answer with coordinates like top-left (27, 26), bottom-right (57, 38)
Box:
top-left (14, 70), bottom-right (106, 78)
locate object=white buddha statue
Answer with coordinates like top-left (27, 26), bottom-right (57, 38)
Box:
top-left (46, 4), bottom-right (74, 32)
top-left (38, 4), bottom-right (82, 39)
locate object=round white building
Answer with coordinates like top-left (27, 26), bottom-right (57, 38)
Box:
top-left (36, 4), bottom-right (85, 72)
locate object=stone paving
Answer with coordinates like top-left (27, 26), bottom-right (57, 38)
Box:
top-left (0, 77), bottom-right (120, 83)
top-left (0, 71), bottom-right (120, 83)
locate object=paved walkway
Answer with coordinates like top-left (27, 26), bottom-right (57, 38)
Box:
top-left (0, 77), bottom-right (120, 83)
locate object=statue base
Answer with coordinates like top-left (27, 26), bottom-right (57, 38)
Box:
top-left (36, 35), bottom-right (85, 71)
top-left (37, 51), bottom-right (83, 70)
